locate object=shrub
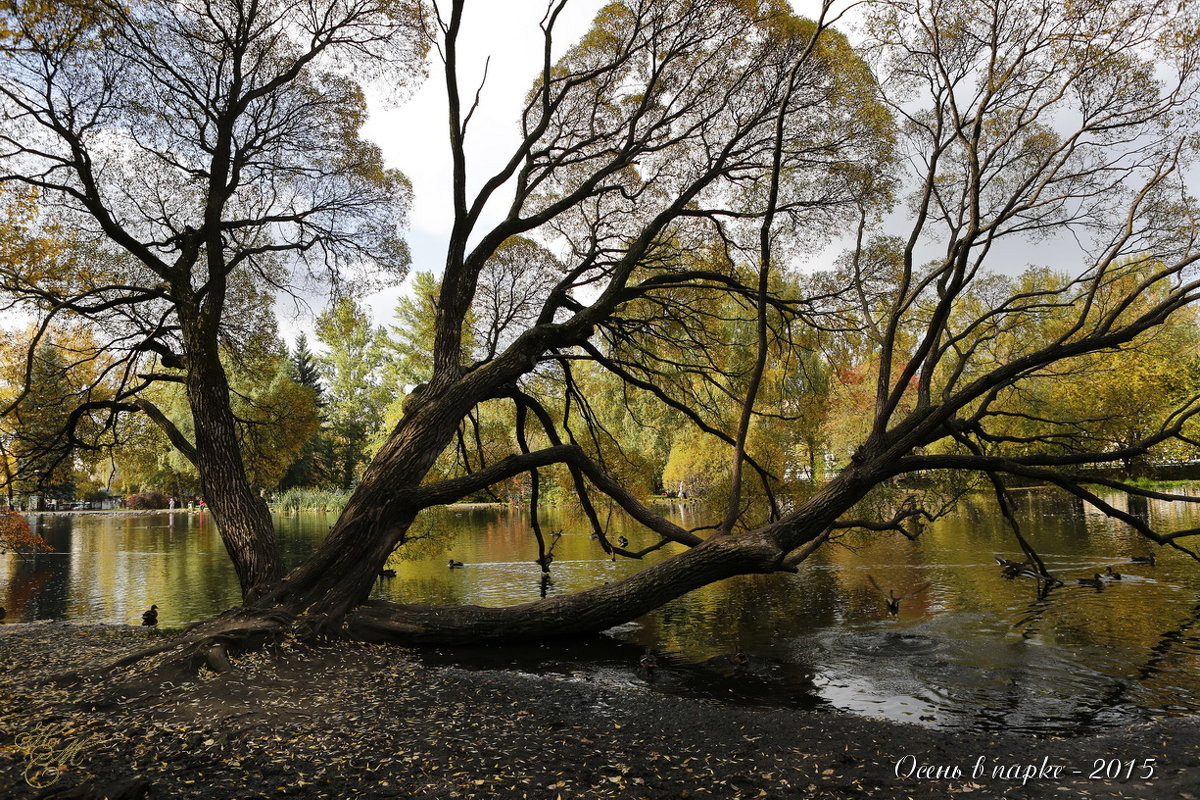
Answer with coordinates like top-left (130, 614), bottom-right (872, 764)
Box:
top-left (126, 490), bottom-right (171, 510)
top-left (0, 510), bottom-right (51, 555)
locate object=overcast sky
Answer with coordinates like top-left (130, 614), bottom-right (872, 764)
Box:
top-left (351, 1), bottom-right (608, 328)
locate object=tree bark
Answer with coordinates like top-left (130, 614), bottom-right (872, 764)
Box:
top-left (256, 377), bottom-right (473, 625)
top-left (343, 531), bottom-right (785, 644)
top-left (181, 322), bottom-right (281, 601)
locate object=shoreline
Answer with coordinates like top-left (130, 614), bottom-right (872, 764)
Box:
top-left (13, 507), bottom-right (203, 517)
top-left (13, 501), bottom-right (511, 518)
top-left (1, 624), bottom-right (1197, 799)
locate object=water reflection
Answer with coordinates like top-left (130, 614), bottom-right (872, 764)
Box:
top-left (1, 491), bottom-right (1199, 734)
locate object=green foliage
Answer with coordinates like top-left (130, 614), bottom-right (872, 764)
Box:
top-left (233, 355), bottom-right (321, 490)
top-left (315, 297), bottom-right (396, 489)
top-left (279, 334), bottom-right (333, 491)
top-left (662, 430), bottom-right (729, 497)
top-left (275, 487), bottom-right (352, 513)
top-left (111, 342), bottom-right (318, 495)
top-left (8, 342), bottom-right (79, 500)
top-left (387, 271), bottom-right (442, 388)
top-left (109, 388), bottom-right (196, 496)
top-left (289, 334), bottom-right (324, 401)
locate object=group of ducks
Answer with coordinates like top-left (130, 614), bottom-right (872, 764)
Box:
top-left (1075, 555), bottom-right (1155, 590)
top-left (995, 554), bottom-right (1155, 592)
top-left (862, 552), bottom-right (1161, 616)
top-left (124, 551), bottom-right (1163, 631)
top-left (376, 559), bottom-right (469, 581)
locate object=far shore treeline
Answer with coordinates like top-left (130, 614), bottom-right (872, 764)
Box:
top-left (4, 263), bottom-right (1197, 511)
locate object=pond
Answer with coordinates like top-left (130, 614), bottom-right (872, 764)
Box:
top-left (2, 489), bottom-right (1199, 735)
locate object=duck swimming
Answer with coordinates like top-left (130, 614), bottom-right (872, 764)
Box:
top-left (1077, 574), bottom-right (1104, 590)
top-left (141, 604), bottom-right (158, 626)
top-left (1131, 554), bottom-right (1156, 566)
top-left (1105, 566), bottom-right (1122, 580)
top-left (448, 559), bottom-right (464, 569)
top-left (995, 556), bottom-right (1033, 579)
top-left (995, 556), bottom-right (1059, 584)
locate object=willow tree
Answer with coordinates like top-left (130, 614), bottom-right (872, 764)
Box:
top-left (0, 0), bottom-right (425, 598)
top-left (41, 0), bottom-right (889, 668)
top-left (332, 0), bottom-right (1200, 645)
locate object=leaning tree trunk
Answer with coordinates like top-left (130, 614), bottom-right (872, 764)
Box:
top-left (181, 330), bottom-right (281, 601)
top-left (255, 378), bottom-right (475, 626)
top-left (341, 463), bottom-right (876, 644)
top-left (101, 362), bottom-right (877, 684)
top-left (96, 452), bottom-right (874, 687)
top-left (345, 530), bottom-right (787, 644)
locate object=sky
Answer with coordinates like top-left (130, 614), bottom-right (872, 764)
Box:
top-left (350, 1), bottom-right (610, 329)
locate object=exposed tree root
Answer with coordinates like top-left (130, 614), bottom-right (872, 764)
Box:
top-left (54, 608), bottom-right (301, 692)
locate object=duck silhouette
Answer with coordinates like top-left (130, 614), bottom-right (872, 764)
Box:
top-left (141, 604), bottom-right (158, 626)
top-left (995, 556), bottom-right (1059, 584)
top-left (448, 559), bottom-right (464, 569)
top-left (1105, 566), bottom-right (1122, 580)
top-left (995, 556), bottom-right (1034, 579)
top-left (1077, 574), bottom-right (1104, 590)
top-left (378, 567), bottom-right (397, 578)
top-left (729, 646), bottom-right (749, 667)
top-left (639, 647), bottom-right (658, 675)
top-left (867, 575), bottom-right (931, 615)
top-left (1130, 554), bottom-right (1156, 566)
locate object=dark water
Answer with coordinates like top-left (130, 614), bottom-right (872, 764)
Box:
top-left (3, 490), bottom-right (1199, 735)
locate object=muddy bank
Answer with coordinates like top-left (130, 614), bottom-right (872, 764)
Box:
top-left (0, 623), bottom-right (1197, 799)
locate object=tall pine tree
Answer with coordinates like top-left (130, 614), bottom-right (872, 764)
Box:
top-left (279, 334), bottom-right (333, 490)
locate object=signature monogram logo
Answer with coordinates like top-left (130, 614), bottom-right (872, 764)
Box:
top-left (12, 723), bottom-right (105, 788)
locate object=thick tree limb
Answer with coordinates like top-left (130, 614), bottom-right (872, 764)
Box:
top-left (404, 444), bottom-right (702, 547)
top-left (134, 399), bottom-right (198, 466)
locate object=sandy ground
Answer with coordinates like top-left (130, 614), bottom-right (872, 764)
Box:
top-left (0, 622), bottom-right (1197, 799)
